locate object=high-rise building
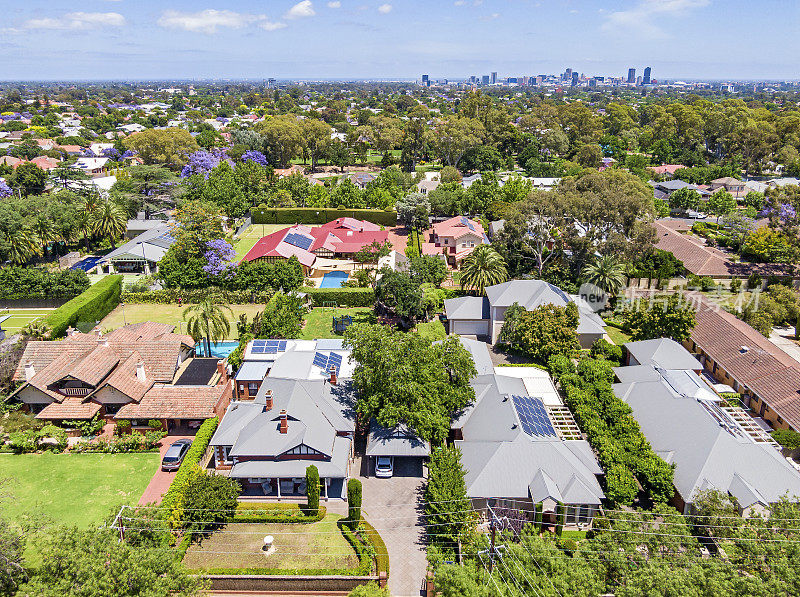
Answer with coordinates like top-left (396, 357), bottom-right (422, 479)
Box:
top-left (571, 72), bottom-right (579, 86)
top-left (564, 68), bottom-right (572, 82)
top-left (422, 74), bottom-right (429, 87)
top-left (627, 68), bottom-right (636, 83)
top-left (643, 67), bottom-right (652, 85)
top-left (482, 75), bottom-right (490, 85)
top-left (490, 71), bottom-right (497, 84)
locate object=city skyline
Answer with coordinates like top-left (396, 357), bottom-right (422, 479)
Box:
top-left (0, 0), bottom-right (798, 81)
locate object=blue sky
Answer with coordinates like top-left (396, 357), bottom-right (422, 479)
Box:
top-left (0, 1), bottom-right (797, 81)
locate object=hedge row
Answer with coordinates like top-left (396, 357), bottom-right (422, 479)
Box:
top-left (303, 287), bottom-right (375, 307)
top-left (160, 417), bottom-right (219, 523)
top-left (46, 275), bottom-right (123, 337)
top-left (360, 518), bottom-right (389, 578)
top-left (122, 288), bottom-right (274, 305)
top-left (252, 207), bottom-right (397, 227)
top-left (233, 503), bottom-right (327, 524)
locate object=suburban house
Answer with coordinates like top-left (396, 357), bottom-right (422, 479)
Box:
top-left (452, 339), bottom-right (605, 527)
top-left (709, 176), bottom-right (746, 198)
top-left (95, 225), bottom-right (176, 274)
top-left (11, 322), bottom-right (231, 433)
top-left (444, 280), bottom-right (606, 346)
top-left (650, 179), bottom-right (710, 202)
top-left (210, 338), bottom-right (357, 499)
top-left (648, 164), bottom-right (683, 178)
top-left (243, 218), bottom-right (389, 272)
top-left (428, 216), bottom-right (489, 266)
top-left (613, 339), bottom-right (800, 515)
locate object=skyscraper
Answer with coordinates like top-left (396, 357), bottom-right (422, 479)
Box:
top-left (490, 72), bottom-right (497, 84)
top-left (571, 72), bottom-right (579, 86)
top-left (481, 75), bottom-right (490, 85)
top-left (627, 68), bottom-right (636, 83)
top-left (643, 67), bottom-right (652, 85)
top-left (422, 74), bottom-right (429, 87)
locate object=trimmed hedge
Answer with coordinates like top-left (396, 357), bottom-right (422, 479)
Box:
top-left (303, 287), bottom-right (375, 307)
top-left (360, 518), bottom-right (389, 578)
top-left (46, 275), bottom-right (123, 337)
top-left (160, 417), bottom-right (219, 523)
top-left (252, 207), bottom-right (397, 227)
top-left (122, 288), bottom-right (273, 305)
top-left (233, 503), bottom-right (327, 524)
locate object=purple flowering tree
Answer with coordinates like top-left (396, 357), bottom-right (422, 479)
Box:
top-left (779, 203), bottom-right (797, 222)
top-left (180, 149), bottom-right (233, 179)
top-left (202, 239), bottom-right (237, 277)
top-left (0, 180), bottom-right (12, 198)
top-left (101, 147), bottom-right (121, 161)
top-left (240, 150), bottom-right (269, 167)
top-left (82, 148), bottom-right (96, 157)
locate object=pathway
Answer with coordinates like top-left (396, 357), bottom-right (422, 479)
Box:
top-left (138, 434), bottom-right (194, 505)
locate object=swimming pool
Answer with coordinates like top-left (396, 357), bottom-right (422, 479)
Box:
top-left (196, 341), bottom-right (239, 358)
top-left (319, 271), bottom-right (349, 289)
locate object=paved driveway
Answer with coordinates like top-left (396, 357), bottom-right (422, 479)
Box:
top-left (138, 434), bottom-right (194, 505)
top-left (357, 456), bottom-right (427, 597)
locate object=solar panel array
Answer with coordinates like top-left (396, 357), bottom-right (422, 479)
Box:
top-left (459, 216), bottom-right (476, 232)
top-left (284, 233), bottom-right (313, 251)
top-left (313, 351), bottom-right (343, 372)
top-left (251, 339), bottom-right (288, 354)
top-left (511, 395), bottom-right (556, 437)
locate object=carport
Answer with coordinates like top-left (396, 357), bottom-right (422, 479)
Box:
top-left (365, 422), bottom-right (430, 477)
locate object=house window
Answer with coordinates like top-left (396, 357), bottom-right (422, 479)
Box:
top-left (222, 446), bottom-right (233, 464)
top-left (286, 444), bottom-right (321, 456)
top-left (248, 382), bottom-right (258, 397)
top-left (578, 505), bottom-right (590, 524)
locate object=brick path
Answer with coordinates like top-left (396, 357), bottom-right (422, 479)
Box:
top-left (138, 434), bottom-right (194, 505)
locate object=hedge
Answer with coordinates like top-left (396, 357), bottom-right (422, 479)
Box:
top-left (46, 275), bottom-right (123, 337)
top-left (303, 287), bottom-right (375, 307)
top-left (360, 518), bottom-right (389, 578)
top-left (252, 207), bottom-right (397, 227)
top-left (160, 417), bottom-right (219, 523)
top-left (122, 288), bottom-right (273, 305)
top-left (232, 503), bottom-right (327, 524)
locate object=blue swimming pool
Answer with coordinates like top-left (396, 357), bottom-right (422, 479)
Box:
top-left (71, 256), bottom-right (102, 272)
top-left (196, 341), bottom-right (239, 358)
top-left (320, 271), bottom-right (349, 289)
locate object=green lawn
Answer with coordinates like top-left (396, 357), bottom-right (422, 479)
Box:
top-left (416, 319), bottom-right (447, 341)
top-left (101, 303), bottom-right (265, 339)
top-left (300, 307), bottom-right (375, 340)
top-left (0, 453), bottom-right (158, 528)
top-left (605, 325), bottom-right (631, 346)
top-left (0, 308), bottom-right (54, 335)
top-left (232, 224), bottom-right (292, 260)
top-left (183, 514), bottom-right (358, 572)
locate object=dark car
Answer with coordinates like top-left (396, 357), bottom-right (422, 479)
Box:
top-left (161, 438), bottom-right (193, 471)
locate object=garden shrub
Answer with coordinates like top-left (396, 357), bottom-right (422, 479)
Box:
top-left (46, 275), bottom-right (123, 337)
top-left (0, 267), bottom-right (90, 300)
top-left (347, 478), bottom-right (362, 529)
top-left (71, 430), bottom-right (164, 453)
top-left (730, 278), bottom-right (742, 292)
top-left (772, 429), bottom-right (800, 450)
top-left (62, 415), bottom-right (104, 437)
top-left (252, 207), bottom-right (397, 227)
top-left (306, 464), bottom-right (320, 516)
top-left (747, 272), bottom-right (763, 290)
top-left (122, 287), bottom-right (273, 305)
top-left (303, 287), bottom-right (375, 307)
top-left (360, 518), bottom-right (390, 577)
top-left (233, 503), bottom-right (326, 523)
top-left (589, 339), bottom-right (623, 364)
top-left (8, 424), bottom-right (68, 453)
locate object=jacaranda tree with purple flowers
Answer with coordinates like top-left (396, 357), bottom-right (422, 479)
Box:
top-left (240, 150), bottom-right (268, 167)
top-left (180, 149), bottom-right (233, 179)
top-left (0, 180), bottom-right (12, 198)
top-left (202, 238), bottom-right (237, 277)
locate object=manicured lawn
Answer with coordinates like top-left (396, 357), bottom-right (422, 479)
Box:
top-left (183, 515), bottom-right (359, 572)
top-left (232, 224), bottom-right (292, 260)
top-left (0, 308), bottom-right (54, 335)
top-left (605, 325), bottom-right (631, 345)
top-left (300, 307), bottom-right (375, 340)
top-left (416, 319), bottom-right (447, 341)
top-left (0, 452), bottom-right (159, 528)
top-left (101, 303), bottom-right (265, 339)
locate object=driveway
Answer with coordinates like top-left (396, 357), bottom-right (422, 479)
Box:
top-left (138, 434), bottom-right (194, 505)
top-left (770, 326), bottom-right (800, 365)
top-left (357, 456), bottom-right (427, 597)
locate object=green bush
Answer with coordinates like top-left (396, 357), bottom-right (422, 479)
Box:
top-left (730, 278), bottom-right (742, 292)
top-left (306, 464), bottom-right (320, 516)
top-left (347, 478), bottom-right (362, 528)
top-left (233, 503), bottom-right (326, 524)
top-left (122, 287), bottom-right (273, 305)
top-left (61, 415), bottom-right (104, 437)
top-left (251, 207), bottom-right (397, 227)
top-left (360, 518), bottom-right (390, 577)
top-left (0, 266), bottom-right (90, 300)
top-left (747, 272), bottom-right (763, 290)
top-left (772, 429), bottom-right (800, 450)
top-left (9, 425), bottom-right (68, 453)
top-left (71, 430), bottom-right (164, 453)
top-left (303, 287), bottom-right (375, 307)
top-left (147, 419), bottom-right (163, 431)
top-left (46, 275), bottom-right (123, 337)
top-left (589, 339), bottom-right (623, 364)
top-left (115, 419), bottom-right (131, 434)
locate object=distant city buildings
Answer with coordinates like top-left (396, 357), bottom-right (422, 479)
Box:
top-left (490, 71), bottom-right (497, 84)
top-left (643, 66), bottom-right (652, 85)
top-left (627, 68), bottom-right (636, 83)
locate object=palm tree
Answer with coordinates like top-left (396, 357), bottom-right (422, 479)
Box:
top-left (90, 199), bottom-right (127, 248)
top-left (31, 215), bottom-right (58, 257)
top-left (460, 245), bottom-right (508, 296)
top-left (7, 228), bottom-right (41, 264)
top-left (183, 299), bottom-right (234, 356)
top-left (581, 255), bottom-right (627, 296)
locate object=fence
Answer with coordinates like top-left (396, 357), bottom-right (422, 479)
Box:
top-left (202, 574), bottom-right (380, 592)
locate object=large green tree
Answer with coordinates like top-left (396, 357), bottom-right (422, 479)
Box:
top-left (459, 245), bottom-right (508, 296)
top-left (621, 294), bottom-right (697, 341)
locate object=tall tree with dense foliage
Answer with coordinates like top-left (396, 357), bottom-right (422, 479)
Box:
top-left (621, 294), bottom-right (697, 341)
top-left (123, 127), bottom-right (200, 167)
top-left (425, 446), bottom-right (475, 551)
top-left (344, 324), bottom-right (476, 443)
top-left (183, 299), bottom-right (233, 355)
top-left (459, 245), bottom-right (508, 296)
top-left (374, 269), bottom-right (425, 328)
top-left (500, 302), bottom-right (580, 364)
top-left (396, 192), bottom-right (431, 230)
top-left (582, 255), bottom-right (627, 296)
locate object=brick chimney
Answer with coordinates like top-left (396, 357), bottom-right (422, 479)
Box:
top-left (265, 389), bottom-right (273, 410)
top-left (329, 365), bottom-right (338, 386)
top-left (216, 360), bottom-right (226, 383)
top-left (279, 409), bottom-right (288, 434)
top-left (24, 362), bottom-right (35, 381)
top-left (135, 361), bottom-right (146, 383)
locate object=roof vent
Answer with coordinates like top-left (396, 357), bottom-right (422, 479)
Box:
top-left (740, 346), bottom-right (750, 354)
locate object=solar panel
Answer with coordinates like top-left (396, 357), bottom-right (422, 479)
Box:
top-left (460, 216), bottom-right (468, 226)
top-left (266, 340), bottom-right (280, 347)
top-left (512, 395), bottom-right (556, 437)
top-left (328, 353), bottom-right (343, 371)
top-left (467, 221), bottom-right (475, 231)
top-left (284, 233), bottom-right (313, 251)
top-left (278, 340), bottom-right (287, 351)
top-left (252, 340), bottom-right (267, 347)
top-left (251, 346), bottom-right (265, 354)
top-left (264, 346), bottom-right (278, 354)
top-left (312, 352), bottom-right (329, 369)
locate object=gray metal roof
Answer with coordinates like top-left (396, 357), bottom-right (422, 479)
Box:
top-left (366, 422), bottom-right (431, 457)
top-left (451, 337), bottom-right (494, 376)
top-left (443, 296), bottom-right (489, 320)
top-left (485, 280), bottom-right (572, 309)
top-left (235, 361), bottom-right (270, 382)
top-left (228, 436), bottom-right (351, 479)
top-left (624, 338), bottom-right (702, 370)
top-left (101, 225), bottom-right (174, 264)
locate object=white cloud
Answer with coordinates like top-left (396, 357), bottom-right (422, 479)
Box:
top-left (157, 9), bottom-right (284, 34)
top-left (285, 1), bottom-right (316, 19)
top-left (378, 3), bottom-right (392, 13)
top-left (24, 12), bottom-right (125, 30)
top-left (327, 1), bottom-right (342, 7)
top-left (603, 0), bottom-right (710, 39)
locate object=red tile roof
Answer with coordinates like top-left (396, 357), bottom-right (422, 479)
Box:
top-left (37, 398), bottom-right (102, 420)
top-left (116, 383), bottom-right (228, 420)
top-left (432, 216), bottom-right (486, 241)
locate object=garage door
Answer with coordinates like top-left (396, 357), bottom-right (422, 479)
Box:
top-left (452, 320), bottom-right (489, 335)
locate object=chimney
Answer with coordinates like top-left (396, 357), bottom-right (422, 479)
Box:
top-left (135, 361), bottom-right (146, 383)
top-left (279, 409), bottom-right (288, 434)
top-left (24, 362), bottom-right (35, 381)
top-left (97, 331), bottom-right (108, 347)
top-left (329, 365), bottom-right (338, 386)
top-left (216, 360), bottom-right (226, 382)
top-left (265, 389), bottom-right (273, 410)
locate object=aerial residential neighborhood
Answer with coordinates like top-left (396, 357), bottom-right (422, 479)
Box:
top-left (3, 2), bottom-right (800, 597)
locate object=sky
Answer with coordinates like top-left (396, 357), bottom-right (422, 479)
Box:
top-left (0, 0), bottom-right (797, 81)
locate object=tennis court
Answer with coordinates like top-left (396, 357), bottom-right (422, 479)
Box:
top-left (0, 308), bottom-right (54, 335)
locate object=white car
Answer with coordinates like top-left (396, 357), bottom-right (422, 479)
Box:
top-left (375, 456), bottom-right (394, 478)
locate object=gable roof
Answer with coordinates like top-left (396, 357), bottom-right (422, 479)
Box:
top-left (432, 216), bottom-right (486, 240)
top-left (625, 338), bottom-right (702, 370)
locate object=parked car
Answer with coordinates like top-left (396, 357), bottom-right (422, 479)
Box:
top-left (161, 438), bottom-right (192, 471)
top-left (375, 456), bottom-right (394, 478)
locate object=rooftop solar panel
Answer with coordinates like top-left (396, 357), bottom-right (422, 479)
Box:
top-left (512, 395), bottom-right (556, 437)
top-left (467, 221), bottom-right (475, 231)
top-left (312, 352), bottom-right (328, 370)
top-left (278, 340), bottom-right (287, 351)
top-left (264, 346), bottom-right (278, 354)
top-left (251, 346), bottom-right (265, 354)
top-left (328, 353), bottom-right (343, 371)
top-left (460, 216), bottom-right (468, 226)
top-left (252, 340), bottom-right (267, 347)
top-left (284, 233), bottom-right (313, 251)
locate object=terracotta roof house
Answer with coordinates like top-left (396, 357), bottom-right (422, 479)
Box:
top-left (709, 177), bottom-right (746, 198)
top-left (12, 322), bottom-right (231, 432)
top-left (429, 216), bottom-right (489, 266)
top-left (243, 220), bottom-right (389, 269)
top-left (648, 164), bottom-right (684, 178)
top-left (0, 156), bottom-right (23, 168)
top-left (30, 156), bottom-right (60, 170)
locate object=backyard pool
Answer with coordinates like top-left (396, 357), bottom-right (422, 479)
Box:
top-left (196, 341), bottom-right (239, 358)
top-left (319, 271), bottom-right (349, 289)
